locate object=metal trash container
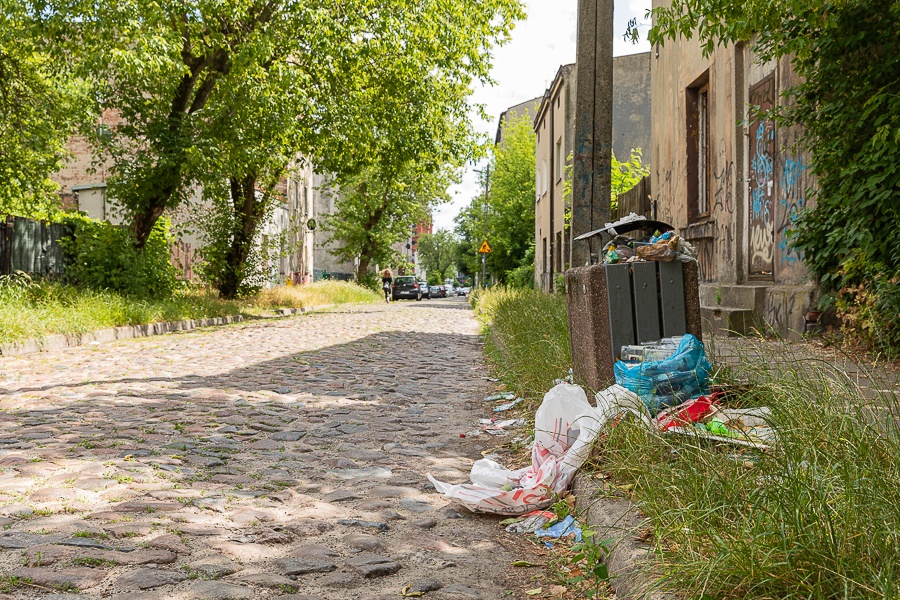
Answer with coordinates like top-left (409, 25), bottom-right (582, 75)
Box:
top-left (566, 217), bottom-right (702, 390)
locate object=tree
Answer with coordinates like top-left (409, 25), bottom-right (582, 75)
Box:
top-left (611, 149), bottom-right (649, 209)
top-left (314, 0), bottom-right (524, 281)
top-left (0, 1), bottom-right (85, 218)
top-left (648, 0), bottom-right (900, 352)
top-left (455, 112), bottom-right (536, 284)
top-left (40, 0), bottom-right (524, 251)
top-left (418, 230), bottom-right (458, 281)
top-left (325, 162), bottom-right (457, 281)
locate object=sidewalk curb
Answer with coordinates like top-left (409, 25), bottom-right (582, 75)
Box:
top-left (573, 474), bottom-right (674, 600)
top-left (0, 302), bottom-right (347, 358)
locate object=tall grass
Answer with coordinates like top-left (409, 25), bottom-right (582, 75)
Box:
top-left (0, 280), bottom-right (380, 344)
top-left (594, 343), bottom-right (900, 600)
top-left (473, 287), bottom-right (571, 402)
top-left (477, 287), bottom-right (900, 599)
top-left (251, 280), bottom-right (380, 309)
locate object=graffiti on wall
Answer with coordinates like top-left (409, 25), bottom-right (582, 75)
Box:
top-left (777, 154), bottom-right (808, 266)
top-left (748, 75), bottom-right (776, 277)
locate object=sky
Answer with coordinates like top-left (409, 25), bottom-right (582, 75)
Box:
top-left (432, 0), bottom-right (652, 231)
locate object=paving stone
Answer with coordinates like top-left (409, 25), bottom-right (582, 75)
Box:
top-left (344, 533), bottom-right (385, 552)
top-left (12, 567), bottom-right (107, 590)
top-left (187, 558), bottom-right (240, 579)
top-left (357, 499), bottom-right (393, 511)
top-left (230, 572), bottom-right (298, 590)
top-left (323, 489), bottom-right (361, 503)
top-left (116, 568), bottom-right (188, 590)
top-left (253, 527), bottom-right (292, 544)
top-left (147, 533), bottom-right (190, 553)
top-left (271, 431), bottom-right (306, 441)
top-left (274, 556), bottom-right (338, 575)
top-left (411, 517), bottom-right (439, 530)
top-left (183, 581), bottom-right (255, 600)
top-left (337, 519), bottom-right (390, 532)
top-left (346, 553), bottom-right (402, 578)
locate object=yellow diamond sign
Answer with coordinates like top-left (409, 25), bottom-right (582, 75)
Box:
top-left (478, 240), bottom-right (492, 254)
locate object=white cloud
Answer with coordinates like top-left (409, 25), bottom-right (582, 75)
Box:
top-left (433, 0), bottom-right (652, 232)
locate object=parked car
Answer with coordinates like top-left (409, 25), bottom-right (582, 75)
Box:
top-left (418, 281), bottom-right (431, 299)
top-left (431, 285), bottom-right (447, 298)
top-left (456, 286), bottom-right (471, 297)
top-left (391, 275), bottom-right (422, 301)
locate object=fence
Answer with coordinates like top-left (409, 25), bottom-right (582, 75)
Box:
top-left (611, 176), bottom-right (653, 221)
top-left (0, 215), bottom-right (69, 277)
top-left (313, 269), bottom-right (354, 282)
top-left (1, 214), bottom-right (199, 282)
top-left (170, 241), bottom-right (198, 282)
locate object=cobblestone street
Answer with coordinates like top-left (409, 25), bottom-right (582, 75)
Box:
top-left (0, 298), bottom-right (540, 599)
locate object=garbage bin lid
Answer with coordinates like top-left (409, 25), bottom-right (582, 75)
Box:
top-left (574, 216), bottom-right (674, 242)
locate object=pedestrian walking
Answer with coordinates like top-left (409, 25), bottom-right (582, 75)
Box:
top-left (381, 268), bottom-right (393, 303)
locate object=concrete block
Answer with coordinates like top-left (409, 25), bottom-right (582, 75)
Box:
top-left (44, 334), bottom-right (70, 352)
top-left (567, 265), bottom-right (615, 390)
top-left (115, 326), bottom-right (135, 340)
top-left (701, 306), bottom-right (755, 337)
top-left (93, 329), bottom-right (117, 343)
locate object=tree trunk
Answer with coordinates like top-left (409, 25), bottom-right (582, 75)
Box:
top-left (216, 175), bottom-right (266, 300)
top-left (357, 256), bottom-right (370, 282)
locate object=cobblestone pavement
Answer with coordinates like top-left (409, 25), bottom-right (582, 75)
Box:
top-left (0, 298), bottom-right (543, 599)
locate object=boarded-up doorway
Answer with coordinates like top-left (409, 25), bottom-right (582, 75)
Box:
top-left (748, 74), bottom-right (776, 279)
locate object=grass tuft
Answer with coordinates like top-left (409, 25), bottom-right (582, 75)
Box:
top-left (473, 287), bottom-right (570, 405)
top-left (478, 287), bottom-right (900, 600)
top-left (0, 280), bottom-right (380, 344)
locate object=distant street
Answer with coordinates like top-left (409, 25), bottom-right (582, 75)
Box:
top-left (0, 298), bottom-right (539, 599)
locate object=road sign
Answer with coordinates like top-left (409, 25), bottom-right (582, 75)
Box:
top-left (478, 240), bottom-right (492, 254)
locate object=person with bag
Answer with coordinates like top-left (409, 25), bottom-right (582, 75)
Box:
top-left (381, 268), bottom-right (393, 303)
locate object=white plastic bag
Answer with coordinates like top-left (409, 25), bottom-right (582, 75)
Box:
top-left (428, 384), bottom-right (605, 515)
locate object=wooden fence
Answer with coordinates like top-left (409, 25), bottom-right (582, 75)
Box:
top-left (610, 176), bottom-right (653, 221)
top-left (0, 215), bottom-right (69, 277)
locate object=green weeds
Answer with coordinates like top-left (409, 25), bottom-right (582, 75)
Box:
top-left (480, 287), bottom-right (900, 599)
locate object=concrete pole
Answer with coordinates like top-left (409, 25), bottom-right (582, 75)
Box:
top-left (571, 0), bottom-right (614, 267)
top-left (482, 165), bottom-right (490, 288)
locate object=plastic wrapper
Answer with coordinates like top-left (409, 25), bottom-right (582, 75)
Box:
top-left (428, 384), bottom-right (605, 515)
top-left (637, 235), bottom-right (679, 262)
top-left (614, 334), bottom-right (712, 414)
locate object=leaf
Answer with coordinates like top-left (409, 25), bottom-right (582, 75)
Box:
top-left (525, 588), bottom-right (543, 596)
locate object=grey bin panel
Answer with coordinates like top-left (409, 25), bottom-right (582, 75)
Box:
top-left (658, 261), bottom-right (687, 336)
top-left (605, 264), bottom-right (634, 360)
top-left (632, 261), bottom-right (661, 343)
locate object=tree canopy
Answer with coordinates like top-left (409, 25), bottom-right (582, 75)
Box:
top-left (0, 0), bottom-right (86, 218)
top-left (418, 230), bottom-right (458, 282)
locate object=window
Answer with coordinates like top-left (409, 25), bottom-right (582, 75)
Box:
top-left (698, 87), bottom-right (710, 214)
top-left (556, 138), bottom-right (563, 180)
top-left (542, 237), bottom-right (548, 274)
top-left (542, 160), bottom-right (549, 195)
top-left (686, 72), bottom-right (711, 221)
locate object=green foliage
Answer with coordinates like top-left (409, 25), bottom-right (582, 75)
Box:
top-left (417, 231), bottom-right (458, 281)
top-left (0, 281), bottom-right (240, 344)
top-left (426, 271), bottom-right (442, 287)
top-left (59, 213), bottom-right (180, 299)
top-left (649, 0), bottom-right (900, 353)
top-left (832, 253), bottom-right (900, 356)
top-left (610, 149), bottom-right (649, 210)
top-left (595, 342), bottom-right (900, 599)
top-left (326, 163), bottom-right (457, 279)
top-left (0, 0), bottom-right (87, 218)
top-left (473, 287), bottom-right (570, 402)
top-left (504, 244), bottom-right (535, 289)
top-left (456, 113), bottom-right (536, 283)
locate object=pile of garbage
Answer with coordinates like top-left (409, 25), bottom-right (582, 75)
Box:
top-left (604, 228), bottom-right (697, 265)
top-left (429, 336), bottom-right (774, 516)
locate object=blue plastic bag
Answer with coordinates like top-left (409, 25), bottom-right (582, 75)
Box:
top-left (614, 334), bottom-right (711, 414)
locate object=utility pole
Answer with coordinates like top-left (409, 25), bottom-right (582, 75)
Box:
top-left (482, 165), bottom-right (490, 289)
top-left (571, 0), bottom-right (614, 267)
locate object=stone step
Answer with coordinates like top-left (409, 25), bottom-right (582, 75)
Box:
top-left (699, 284), bottom-right (768, 312)
top-left (701, 305), bottom-right (757, 337)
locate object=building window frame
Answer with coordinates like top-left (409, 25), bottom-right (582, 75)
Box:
top-left (686, 71), bottom-right (712, 223)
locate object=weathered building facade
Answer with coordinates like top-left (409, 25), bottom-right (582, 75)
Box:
top-left (650, 6), bottom-right (817, 337)
top-left (534, 54), bottom-right (652, 292)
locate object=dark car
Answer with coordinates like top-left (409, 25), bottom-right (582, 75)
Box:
top-left (392, 276), bottom-right (422, 301)
top-left (431, 285), bottom-right (447, 298)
